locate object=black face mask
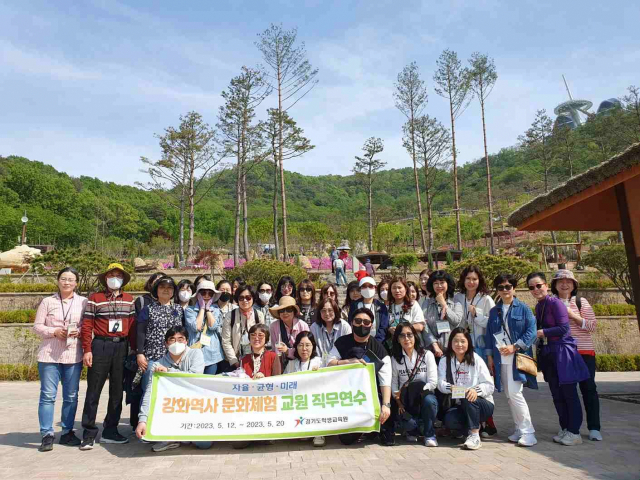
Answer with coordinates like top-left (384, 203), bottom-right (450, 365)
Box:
top-left (219, 292), bottom-right (231, 302)
top-left (353, 325), bottom-right (371, 338)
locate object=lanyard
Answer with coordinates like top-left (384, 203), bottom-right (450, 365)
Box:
top-left (59, 294), bottom-right (75, 325)
top-left (463, 293), bottom-right (478, 321)
top-left (453, 358), bottom-right (466, 383)
top-left (500, 303), bottom-right (514, 344)
top-left (390, 304), bottom-right (403, 326)
top-left (323, 326), bottom-right (338, 353)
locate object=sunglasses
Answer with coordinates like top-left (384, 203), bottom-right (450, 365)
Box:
top-left (299, 287), bottom-right (313, 293)
top-left (352, 318), bottom-right (373, 327)
top-left (528, 283), bottom-right (546, 291)
top-left (249, 333), bottom-right (266, 340)
top-left (281, 307), bottom-right (296, 314)
top-left (200, 290), bottom-right (214, 296)
top-left (496, 284), bottom-right (513, 291)
top-left (238, 295), bottom-right (253, 302)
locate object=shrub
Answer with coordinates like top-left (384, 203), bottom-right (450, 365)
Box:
top-left (0, 310), bottom-right (36, 323)
top-left (0, 364), bottom-right (88, 381)
top-left (595, 354), bottom-right (640, 372)
top-left (0, 280), bottom-right (145, 293)
top-left (391, 253), bottom-right (419, 279)
top-left (591, 304), bottom-right (637, 317)
top-left (448, 254), bottom-right (538, 286)
top-left (583, 245), bottom-right (634, 305)
top-left (578, 272), bottom-right (615, 289)
top-left (226, 259), bottom-right (308, 288)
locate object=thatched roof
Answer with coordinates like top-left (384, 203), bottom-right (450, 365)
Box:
top-left (508, 142), bottom-right (640, 228)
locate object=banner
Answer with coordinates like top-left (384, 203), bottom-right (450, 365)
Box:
top-left (144, 363), bottom-right (380, 441)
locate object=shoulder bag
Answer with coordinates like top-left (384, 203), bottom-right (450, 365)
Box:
top-left (501, 310), bottom-right (537, 376)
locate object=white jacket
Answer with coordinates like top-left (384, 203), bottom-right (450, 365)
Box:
top-left (437, 352), bottom-right (494, 404)
top-left (391, 349), bottom-right (437, 394)
top-left (453, 292), bottom-right (495, 350)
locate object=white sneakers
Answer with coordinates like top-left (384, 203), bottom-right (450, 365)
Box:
top-left (553, 429), bottom-right (567, 443)
top-left (424, 437), bottom-right (438, 447)
top-left (507, 430), bottom-right (521, 443)
top-left (312, 436), bottom-right (326, 447)
top-left (518, 433), bottom-right (537, 447)
top-left (589, 430), bottom-right (603, 441)
top-left (463, 433), bottom-right (482, 450)
top-left (560, 432), bottom-right (583, 446)
top-left (152, 441), bottom-right (180, 452)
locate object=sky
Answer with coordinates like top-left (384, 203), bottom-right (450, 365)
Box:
top-left (1, 0), bottom-right (639, 186)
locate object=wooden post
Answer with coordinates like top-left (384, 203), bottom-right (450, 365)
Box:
top-left (615, 184), bottom-right (640, 332)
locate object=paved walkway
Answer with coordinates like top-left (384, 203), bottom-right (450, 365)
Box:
top-left (1, 373), bottom-right (639, 480)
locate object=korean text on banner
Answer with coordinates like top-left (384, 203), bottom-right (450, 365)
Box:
top-left (145, 363), bottom-right (380, 441)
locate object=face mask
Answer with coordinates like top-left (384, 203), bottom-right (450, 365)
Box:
top-left (259, 292), bottom-right (272, 304)
top-left (178, 291), bottom-right (192, 303)
top-left (106, 277), bottom-right (123, 290)
top-left (380, 290), bottom-right (388, 300)
top-left (361, 288), bottom-right (375, 299)
top-left (353, 325), bottom-right (372, 337)
top-left (168, 342), bottom-right (186, 355)
top-left (219, 292), bottom-right (231, 303)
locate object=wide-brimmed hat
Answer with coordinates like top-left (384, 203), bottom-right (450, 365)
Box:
top-left (196, 280), bottom-right (221, 302)
top-left (359, 276), bottom-right (376, 288)
top-left (551, 269), bottom-right (579, 288)
top-left (97, 263), bottom-right (131, 288)
top-left (269, 295), bottom-right (300, 318)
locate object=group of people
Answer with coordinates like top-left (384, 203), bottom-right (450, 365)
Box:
top-left (33, 261), bottom-right (602, 454)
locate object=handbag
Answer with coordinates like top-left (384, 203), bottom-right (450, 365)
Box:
top-left (399, 351), bottom-right (426, 413)
top-left (501, 312), bottom-right (537, 376)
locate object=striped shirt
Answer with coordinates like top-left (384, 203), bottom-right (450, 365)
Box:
top-left (80, 290), bottom-right (136, 353)
top-left (563, 296), bottom-right (597, 355)
top-left (33, 293), bottom-right (88, 364)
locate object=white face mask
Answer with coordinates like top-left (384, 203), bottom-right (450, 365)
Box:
top-left (178, 291), bottom-right (192, 303)
top-left (259, 292), bottom-right (272, 304)
top-left (361, 288), bottom-right (376, 299)
top-left (106, 277), bottom-right (123, 290)
top-left (380, 290), bottom-right (388, 300)
top-left (168, 342), bottom-right (186, 356)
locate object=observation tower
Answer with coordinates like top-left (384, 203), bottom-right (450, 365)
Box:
top-left (553, 75), bottom-right (593, 129)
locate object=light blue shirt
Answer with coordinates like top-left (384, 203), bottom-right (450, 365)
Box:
top-left (184, 304), bottom-right (224, 366)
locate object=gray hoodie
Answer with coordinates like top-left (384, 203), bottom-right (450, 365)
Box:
top-left (138, 346), bottom-right (205, 423)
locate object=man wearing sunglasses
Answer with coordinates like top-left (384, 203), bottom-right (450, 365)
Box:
top-left (327, 308), bottom-right (393, 446)
top-left (484, 274), bottom-right (538, 447)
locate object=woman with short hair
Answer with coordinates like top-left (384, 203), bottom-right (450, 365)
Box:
top-left (318, 283), bottom-right (339, 305)
top-left (269, 296), bottom-right (310, 365)
top-left (377, 280), bottom-right (390, 305)
top-left (438, 328), bottom-right (495, 451)
top-left (528, 272), bottom-right (590, 446)
top-left (221, 285), bottom-right (265, 370)
top-left (256, 282), bottom-right (276, 342)
top-left (422, 271), bottom-right (463, 358)
top-left (33, 267), bottom-right (87, 452)
top-left (176, 279), bottom-right (195, 308)
top-left (390, 321), bottom-right (438, 447)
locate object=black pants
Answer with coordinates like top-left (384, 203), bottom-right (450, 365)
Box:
top-left (443, 398), bottom-right (494, 434)
top-left (339, 390), bottom-right (391, 445)
top-left (579, 354), bottom-right (600, 431)
top-left (81, 338), bottom-right (127, 439)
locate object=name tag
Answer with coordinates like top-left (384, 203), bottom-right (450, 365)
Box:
top-left (199, 331), bottom-right (211, 346)
top-left (108, 319), bottom-right (123, 333)
top-left (451, 386), bottom-right (466, 399)
top-left (436, 321), bottom-right (451, 335)
top-left (493, 331), bottom-right (509, 348)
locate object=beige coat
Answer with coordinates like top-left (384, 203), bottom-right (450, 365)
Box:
top-left (221, 308), bottom-right (265, 366)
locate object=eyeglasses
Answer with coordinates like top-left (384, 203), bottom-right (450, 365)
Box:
top-left (326, 291), bottom-right (336, 297)
top-left (258, 289), bottom-right (272, 294)
top-left (238, 295), bottom-right (253, 302)
top-left (352, 318), bottom-right (373, 327)
top-left (249, 333), bottom-right (266, 340)
top-left (167, 337), bottom-right (187, 344)
top-left (399, 333), bottom-right (414, 340)
top-left (320, 308), bottom-right (334, 315)
top-left (281, 307), bottom-right (296, 314)
top-left (299, 287), bottom-right (313, 293)
top-left (528, 283), bottom-right (546, 291)
top-left (59, 277), bottom-right (77, 284)
top-left (496, 284), bottom-right (513, 291)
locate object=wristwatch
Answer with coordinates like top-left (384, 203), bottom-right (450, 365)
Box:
top-left (383, 402), bottom-right (391, 408)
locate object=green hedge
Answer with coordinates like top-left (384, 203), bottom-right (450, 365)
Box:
top-left (0, 310), bottom-right (36, 323)
top-left (595, 354), bottom-right (640, 372)
top-left (0, 280), bottom-right (146, 293)
top-left (592, 304), bottom-right (636, 316)
top-left (0, 364), bottom-right (88, 381)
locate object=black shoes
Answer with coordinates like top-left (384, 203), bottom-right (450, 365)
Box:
top-left (381, 430), bottom-right (396, 446)
top-left (79, 437), bottom-right (95, 451)
top-left (100, 430), bottom-right (130, 444)
top-left (38, 434), bottom-right (54, 452)
top-left (59, 431), bottom-right (82, 446)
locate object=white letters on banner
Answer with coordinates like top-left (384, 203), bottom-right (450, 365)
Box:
top-left (145, 363), bottom-right (380, 441)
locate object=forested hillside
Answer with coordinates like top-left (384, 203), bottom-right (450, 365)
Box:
top-left (1, 103), bottom-right (638, 255)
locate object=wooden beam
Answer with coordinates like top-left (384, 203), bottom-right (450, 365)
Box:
top-left (615, 183), bottom-right (640, 332)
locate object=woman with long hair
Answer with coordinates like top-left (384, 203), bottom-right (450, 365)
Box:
top-left (341, 280), bottom-right (362, 321)
top-left (275, 276), bottom-right (297, 303)
top-left (296, 279), bottom-right (317, 326)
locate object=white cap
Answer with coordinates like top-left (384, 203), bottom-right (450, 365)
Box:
top-left (359, 277), bottom-right (376, 287)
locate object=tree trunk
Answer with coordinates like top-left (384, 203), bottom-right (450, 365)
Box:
top-left (410, 119), bottom-right (427, 253)
top-left (187, 154), bottom-right (196, 260)
top-left (277, 66), bottom-right (289, 260)
top-left (449, 96), bottom-right (462, 250)
top-left (272, 158), bottom-right (280, 259)
top-left (233, 149), bottom-right (242, 266)
top-left (242, 168), bottom-right (250, 260)
top-left (368, 167), bottom-right (373, 251)
top-left (423, 162), bottom-right (434, 252)
top-left (480, 94), bottom-right (495, 255)
top-left (178, 162), bottom-right (187, 263)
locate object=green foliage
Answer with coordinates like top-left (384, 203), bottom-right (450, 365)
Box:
top-left (591, 304), bottom-right (637, 317)
top-left (446, 250), bottom-right (454, 265)
top-left (0, 364), bottom-right (88, 381)
top-left (226, 259), bottom-right (307, 289)
top-left (392, 253), bottom-right (419, 279)
top-left (595, 354), bottom-right (640, 372)
top-left (0, 310), bottom-right (36, 323)
top-left (583, 245), bottom-right (634, 305)
top-left (448, 254), bottom-right (538, 286)
top-left (0, 280), bottom-right (146, 293)
top-left (427, 252), bottom-right (434, 271)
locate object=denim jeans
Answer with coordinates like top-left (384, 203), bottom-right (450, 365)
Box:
top-left (335, 267), bottom-right (348, 286)
top-left (141, 360), bottom-right (158, 394)
top-left (38, 361), bottom-right (83, 437)
top-left (444, 398), bottom-right (494, 434)
top-left (203, 363), bottom-right (218, 375)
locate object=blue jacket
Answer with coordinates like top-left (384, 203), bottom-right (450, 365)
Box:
top-left (348, 299), bottom-right (389, 343)
top-left (485, 297), bottom-right (538, 391)
top-left (184, 304), bottom-right (224, 366)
